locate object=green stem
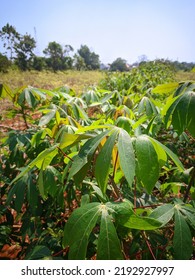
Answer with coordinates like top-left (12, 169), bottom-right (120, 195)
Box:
top-left (183, 166), bottom-right (195, 203)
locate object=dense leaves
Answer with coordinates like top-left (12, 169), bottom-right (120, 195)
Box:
top-left (0, 63), bottom-right (195, 260)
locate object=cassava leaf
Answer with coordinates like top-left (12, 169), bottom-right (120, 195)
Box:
top-left (39, 108), bottom-right (57, 126)
top-left (10, 144), bottom-right (59, 185)
top-left (95, 129), bottom-right (118, 193)
top-left (149, 137), bottom-right (184, 171)
top-left (173, 207), bottom-right (192, 260)
top-left (0, 83), bottom-right (13, 99)
top-left (120, 214), bottom-right (162, 230)
top-left (68, 129), bottom-right (111, 179)
top-left (118, 128), bottom-right (135, 188)
top-left (152, 82), bottom-right (179, 94)
top-left (149, 204), bottom-right (174, 226)
top-left (63, 202), bottom-right (101, 259)
top-left (135, 135), bottom-right (159, 193)
top-left (25, 245), bottom-right (51, 260)
top-left (97, 209), bottom-right (123, 260)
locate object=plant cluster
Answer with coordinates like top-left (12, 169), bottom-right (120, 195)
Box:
top-left (0, 63), bottom-right (195, 260)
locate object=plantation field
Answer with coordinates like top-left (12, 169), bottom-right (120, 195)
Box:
top-left (0, 70), bottom-right (104, 133)
top-left (0, 61), bottom-right (195, 260)
top-left (0, 69), bottom-right (195, 92)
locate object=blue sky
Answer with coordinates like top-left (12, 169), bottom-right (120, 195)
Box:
top-left (0, 0), bottom-right (194, 64)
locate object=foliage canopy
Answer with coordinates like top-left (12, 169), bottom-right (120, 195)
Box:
top-left (0, 62), bottom-right (195, 260)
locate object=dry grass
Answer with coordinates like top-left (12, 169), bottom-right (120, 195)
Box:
top-left (175, 71), bottom-right (195, 82)
top-left (0, 69), bottom-right (105, 93)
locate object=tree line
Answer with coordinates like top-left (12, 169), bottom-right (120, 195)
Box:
top-left (0, 23), bottom-right (195, 73)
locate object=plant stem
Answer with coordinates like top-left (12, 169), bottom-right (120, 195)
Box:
top-left (142, 231), bottom-right (156, 260)
top-left (21, 106), bottom-right (29, 128)
top-left (57, 146), bottom-right (73, 162)
top-left (109, 175), bottom-right (123, 201)
top-left (133, 178), bottom-right (137, 211)
top-left (113, 150), bottom-right (118, 178)
top-left (183, 166), bottom-right (195, 203)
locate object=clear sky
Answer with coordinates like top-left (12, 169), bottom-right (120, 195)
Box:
top-left (0, 0), bottom-right (194, 64)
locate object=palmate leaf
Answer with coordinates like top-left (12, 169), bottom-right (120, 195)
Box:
top-left (16, 86), bottom-right (47, 109)
top-left (138, 96), bottom-right (158, 116)
top-left (164, 82), bottom-right (195, 137)
top-left (63, 202), bottom-right (101, 259)
top-left (95, 129), bottom-right (119, 193)
top-left (63, 201), bottom-right (132, 260)
top-left (172, 91), bottom-right (195, 137)
top-left (173, 207), bottom-right (192, 260)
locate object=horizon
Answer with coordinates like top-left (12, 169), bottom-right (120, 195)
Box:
top-left (0, 0), bottom-right (195, 64)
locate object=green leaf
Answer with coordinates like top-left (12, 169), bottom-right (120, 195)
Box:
top-left (136, 135), bottom-right (159, 193)
top-left (164, 88), bottom-right (195, 137)
top-left (148, 136), bottom-right (167, 168)
top-left (121, 214), bottom-right (162, 230)
top-left (10, 145), bottom-right (59, 185)
top-left (63, 202), bottom-right (101, 259)
top-left (6, 178), bottom-right (26, 212)
top-left (38, 168), bottom-right (45, 199)
top-left (38, 166), bottom-right (59, 199)
top-left (58, 133), bottom-right (90, 149)
top-left (25, 245), bottom-right (51, 260)
top-left (95, 129), bottom-right (118, 193)
top-left (172, 91), bottom-right (195, 136)
top-left (0, 83), bottom-right (13, 99)
top-left (149, 204), bottom-right (174, 226)
top-left (173, 207), bottom-right (192, 259)
top-left (149, 137), bottom-right (184, 171)
top-left (106, 199), bottom-right (134, 217)
top-left (179, 206), bottom-right (195, 229)
top-left (68, 130), bottom-right (111, 179)
top-left (27, 177), bottom-right (39, 214)
top-left (24, 88), bottom-right (37, 109)
top-left (138, 97), bottom-right (157, 116)
top-left (152, 82), bottom-right (179, 94)
top-left (118, 129), bottom-right (135, 188)
top-left (39, 107), bottom-right (57, 126)
top-left (97, 208), bottom-right (123, 260)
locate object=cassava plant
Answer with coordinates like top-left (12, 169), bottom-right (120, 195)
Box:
top-left (0, 63), bottom-right (195, 260)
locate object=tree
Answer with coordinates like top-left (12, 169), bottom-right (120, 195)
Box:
top-left (43, 41), bottom-right (64, 71)
top-left (14, 34), bottom-right (36, 70)
top-left (0, 23), bottom-right (20, 61)
top-left (64, 44), bottom-right (74, 56)
top-left (110, 57), bottom-right (129, 72)
top-left (0, 53), bottom-right (11, 72)
top-left (77, 45), bottom-right (100, 70)
top-left (63, 45), bottom-right (74, 70)
top-left (73, 54), bottom-right (86, 70)
top-left (32, 56), bottom-right (46, 71)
